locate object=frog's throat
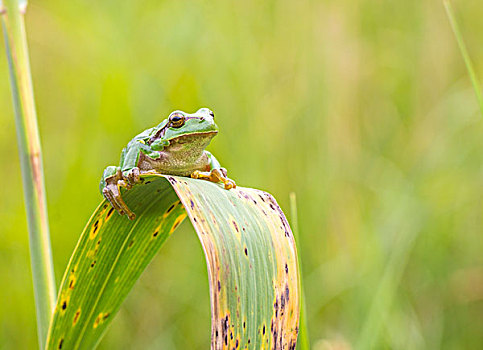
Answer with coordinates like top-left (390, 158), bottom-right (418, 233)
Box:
top-left (166, 130), bottom-right (218, 144)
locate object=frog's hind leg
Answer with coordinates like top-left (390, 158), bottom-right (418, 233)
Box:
top-left (103, 184), bottom-right (125, 215)
top-left (192, 151), bottom-right (236, 189)
top-left (191, 168), bottom-right (236, 189)
top-left (103, 184), bottom-right (136, 220)
top-left (103, 168), bottom-right (136, 220)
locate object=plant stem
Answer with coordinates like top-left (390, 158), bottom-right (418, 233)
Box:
top-left (289, 192), bottom-right (310, 350)
top-left (1, 0), bottom-right (56, 348)
top-left (444, 0), bottom-right (483, 117)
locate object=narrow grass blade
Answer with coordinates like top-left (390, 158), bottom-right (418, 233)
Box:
top-left (356, 196), bottom-right (422, 350)
top-left (1, 0), bottom-right (56, 347)
top-left (289, 193), bottom-right (310, 350)
top-left (444, 0), bottom-right (483, 117)
top-left (46, 175), bottom-right (300, 349)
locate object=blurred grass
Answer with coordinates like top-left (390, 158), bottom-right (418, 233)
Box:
top-left (444, 0), bottom-right (483, 117)
top-left (0, 0), bottom-right (482, 349)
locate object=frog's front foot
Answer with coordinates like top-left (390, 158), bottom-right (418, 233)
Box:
top-left (191, 168), bottom-right (236, 190)
top-left (102, 167), bottom-right (137, 220)
top-left (122, 167), bottom-right (141, 188)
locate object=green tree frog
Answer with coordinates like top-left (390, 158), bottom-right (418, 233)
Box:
top-left (100, 108), bottom-right (236, 220)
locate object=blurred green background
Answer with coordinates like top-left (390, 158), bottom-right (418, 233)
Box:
top-left (1, 0), bottom-right (482, 349)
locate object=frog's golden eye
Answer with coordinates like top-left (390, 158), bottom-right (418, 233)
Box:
top-left (169, 113), bottom-right (185, 128)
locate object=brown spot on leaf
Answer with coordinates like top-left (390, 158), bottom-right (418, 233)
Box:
top-left (172, 220), bottom-right (181, 231)
top-left (170, 213), bottom-right (187, 234)
top-left (106, 207), bottom-right (114, 220)
top-left (73, 309), bottom-right (81, 325)
top-left (281, 294), bottom-right (286, 315)
top-left (168, 176), bottom-right (177, 184)
top-left (93, 312), bottom-right (109, 329)
top-left (89, 219), bottom-right (101, 239)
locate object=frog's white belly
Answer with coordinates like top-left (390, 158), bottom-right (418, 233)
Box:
top-left (138, 151), bottom-right (210, 177)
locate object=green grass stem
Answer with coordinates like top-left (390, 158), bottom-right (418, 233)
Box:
top-left (444, 0), bottom-right (483, 117)
top-left (1, 0), bottom-right (56, 348)
top-left (290, 192), bottom-right (310, 350)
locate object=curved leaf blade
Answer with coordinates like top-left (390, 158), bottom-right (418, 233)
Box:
top-left (46, 175), bottom-right (299, 349)
top-left (167, 176), bottom-right (300, 349)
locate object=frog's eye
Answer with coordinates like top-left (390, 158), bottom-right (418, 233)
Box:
top-left (209, 110), bottom-right (215, 118)
top-left (169, 112), bottom-right (185, 128)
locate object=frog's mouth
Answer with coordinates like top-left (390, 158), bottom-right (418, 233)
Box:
top-left (168, 130), bottom-right (218, 145)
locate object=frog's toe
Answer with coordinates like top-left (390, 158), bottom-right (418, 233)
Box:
top-left (212, 169), bottom-right (236, 190)
top-left (224, 178), bottom-right (236, 190)
top-left (191, 170), bottom-right (202, 179)
top-left (122, 167), bottom-right (141, 187)
top-left (118, 179), bottom-right (130, 190)
top-left (220, 168), bottom-right (228, 177)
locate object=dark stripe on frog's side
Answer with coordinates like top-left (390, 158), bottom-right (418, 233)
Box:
top-left (148, 116), bottom-right (213, 145)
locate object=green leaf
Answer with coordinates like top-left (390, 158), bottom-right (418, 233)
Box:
top-left (46, 175), bottom-right (300, 349)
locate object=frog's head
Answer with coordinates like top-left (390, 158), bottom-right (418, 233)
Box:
top-left (149, 108), bottom-right (219, 152)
